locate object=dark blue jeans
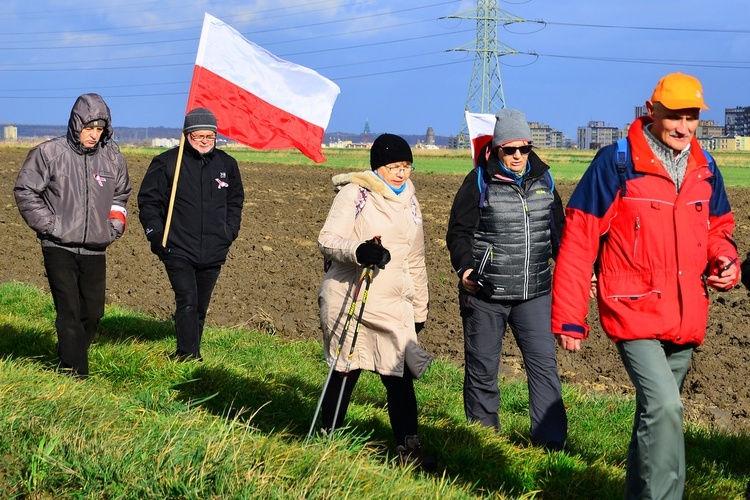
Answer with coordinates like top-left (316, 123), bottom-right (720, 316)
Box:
top-left (42, 247), bottom-right (106, 376)
top-left (163, 256), bottom-right (221, 359)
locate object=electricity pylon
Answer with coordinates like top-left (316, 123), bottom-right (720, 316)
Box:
top-left (443, 1), bottom-right (526, 149)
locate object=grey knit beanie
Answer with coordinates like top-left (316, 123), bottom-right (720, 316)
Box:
top-left (492, 108), bottom-right (532, 148)
top-left (183, 107), bottom-right (217, 134)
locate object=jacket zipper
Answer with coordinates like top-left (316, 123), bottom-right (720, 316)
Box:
top-left (522, 194), bottom-right (531, 299)
top-left (633, 215), bottom-right (640, 260)
top-left (83, 154), bottom-right (90, 244)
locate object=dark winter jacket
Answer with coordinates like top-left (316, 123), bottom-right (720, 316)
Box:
top-left (446, 148), bottom-right (565, 300)
top-left (14, 93), bottom-right (131, 255)
top-left (137, 140), bottom-right (244, 267)
top-left (552, 117), bottom-right (738, 345)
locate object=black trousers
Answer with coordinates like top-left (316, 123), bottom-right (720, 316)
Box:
top-left (163, 256), bottom-right (221, 359)
top-left (42, 247), bottom-right (106, 376)
top-left (321, 369), bottom-right (418, 446)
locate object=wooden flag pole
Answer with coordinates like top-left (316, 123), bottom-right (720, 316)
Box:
top-left (162, 133), bottom-right (186, 247)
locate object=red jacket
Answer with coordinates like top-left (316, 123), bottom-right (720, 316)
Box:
top-left (551, 117), bottom-right (738, 345)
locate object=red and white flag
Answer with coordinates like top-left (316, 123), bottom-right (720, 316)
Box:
top-left (465, 111), bottom-right (495, 166)
top-left (187, 14), bottom-right (341, 163)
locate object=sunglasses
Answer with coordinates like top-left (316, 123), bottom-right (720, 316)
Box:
top-left (500, 144), bottom-right (533, 156)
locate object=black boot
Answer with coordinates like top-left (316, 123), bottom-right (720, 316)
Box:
top-left (396, 435), bottom-right (436, 472)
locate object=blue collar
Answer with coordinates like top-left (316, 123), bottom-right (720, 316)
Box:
top-left (375, 172), bottom-right (407, 195)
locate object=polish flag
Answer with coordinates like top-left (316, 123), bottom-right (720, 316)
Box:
top-left (187, 14), bottom-right (341, 163)
top-left (465, 111), bottom-right (495, 166)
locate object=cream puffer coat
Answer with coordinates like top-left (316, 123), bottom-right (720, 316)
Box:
top-left (318, 171), bottom-right (433, 378)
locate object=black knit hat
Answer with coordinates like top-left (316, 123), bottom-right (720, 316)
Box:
top-left (370, 133), bottom-right (413, 170)
top-left (183, 107), bottom-right (217, 134)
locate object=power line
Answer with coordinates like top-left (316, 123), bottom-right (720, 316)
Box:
top-left (542, 20), bottom-right (750, 34)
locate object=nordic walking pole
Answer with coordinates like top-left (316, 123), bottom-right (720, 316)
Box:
top-left (330, 264), bottom-right (374, 433)
top-left (306, 266), bottom-right (370, 440)
top-left (161, 133), bottom-right (186, 247)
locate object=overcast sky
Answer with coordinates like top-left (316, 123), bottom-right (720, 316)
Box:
top-left (2, 0), bottom-right (749, 140)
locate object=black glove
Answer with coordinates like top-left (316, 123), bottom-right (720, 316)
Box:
top-left (414, 322), bottom-right (425, 334)
top-left (356, 239), bottom-right (391, 269)
top-left (148, 231), bottom-right (170, 259)
top-left (467, 270), bottom-right (495, 299)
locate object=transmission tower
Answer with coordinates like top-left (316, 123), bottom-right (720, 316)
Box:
top-left (444, 1), bottom-right (525, 149)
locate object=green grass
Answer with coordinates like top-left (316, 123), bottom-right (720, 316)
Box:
top-left (5, 143), bottom-right (749, 186)
top-left (0, 281), bottom-right (748, 498)
top-left (118, 146), bottom-right (750, 187)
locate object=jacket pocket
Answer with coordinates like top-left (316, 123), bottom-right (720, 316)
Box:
top-left (600, 273), bottom-right (665, 338)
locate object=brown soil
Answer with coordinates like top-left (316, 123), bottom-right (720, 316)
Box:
top-left (2, 147), bottom-right (749, 431)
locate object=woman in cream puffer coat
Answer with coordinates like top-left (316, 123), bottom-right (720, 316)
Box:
top-left (316, 133), bottom-right (434, 469)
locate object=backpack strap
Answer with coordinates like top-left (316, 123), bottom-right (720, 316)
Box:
top-left (701, 148), bottom-right (717, 174)
top-left (477, 166), bottom-right (489, 207)
top-left (615, 137), bottom-right (630, 197)
top-left (354, 186), bottom-right (368, 219)
top-left (324, 186), bottom-right (368, 273)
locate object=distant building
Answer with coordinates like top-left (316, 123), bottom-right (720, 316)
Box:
top-left (151, 138), bottom-right (179, 148)
top-left (725, 107), bottom-right (750, 137)
top-left (425, 126), bottom-right (435, 146)
top-left (697, 120), bottom-right (723, 139)
top-left (3, 125), bottom-right (18, 141)
top-left (362, 119), bottom-right (372, 142)
top-left (577, 121), bottom-right (620, 150)
top-left (699, 135), bottom-right (750, 151)
top-left (634, 105), bottom-right (648, 120)
top-left (528, 122), bottom-right (566, 149)
top-left (326, 138), bottom-right (369, 149)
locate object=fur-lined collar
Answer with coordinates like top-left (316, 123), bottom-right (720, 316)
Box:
top-left (331, 170), bottom-right (409, 202)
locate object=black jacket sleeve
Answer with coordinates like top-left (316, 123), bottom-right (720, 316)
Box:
top-left (137, 151), bottom-right (172, 240)
top-left (446, 168), bottom-right (481, 277)
top-left (224, 154), bottom-right (244, 241)
top-left (550, 184), bottom-right (566, 259)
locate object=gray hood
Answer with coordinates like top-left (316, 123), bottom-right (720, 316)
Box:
top-left (66, 93), bottom-right (114, 151)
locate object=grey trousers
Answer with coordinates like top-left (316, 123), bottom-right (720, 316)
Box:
top-left (617, 339), bottom-right (693, 500)
top-left (461, 292), bottom-right (567, 447)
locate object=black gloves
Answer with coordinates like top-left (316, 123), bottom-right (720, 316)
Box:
top-left (467, 270), bottom-right (495, 299)
top-left (356, 238), bottom-right (391, 269)
top-left (415, 322), bottom-right (425, 334)
top-left (148, 231), bottom-right (170, 260)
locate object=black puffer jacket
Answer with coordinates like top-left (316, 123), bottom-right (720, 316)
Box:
top-left (137, 141), bottom-right (244, 267)
top-left (446, 146), bottom-right (565, 300)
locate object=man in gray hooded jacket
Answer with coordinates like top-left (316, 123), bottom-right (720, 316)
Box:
top-left (14, 93), bottom-right (132, 377)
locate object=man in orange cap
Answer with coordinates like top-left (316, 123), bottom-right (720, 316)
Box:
top-left (551, 72), bottom-right (739, 498)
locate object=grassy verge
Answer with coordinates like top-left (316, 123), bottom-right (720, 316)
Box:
top-left (3, 143), bottom-right (749, 186)
top-left (119, 145), bottom-right (750, 187)
top-left (0, 281), bottom-right (748, 498)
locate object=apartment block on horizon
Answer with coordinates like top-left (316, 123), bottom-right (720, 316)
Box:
top-left (725, 106), bottom-right (750, 137)
top-left (577, 121), bottom-right (621, 150)
top-left (3, 125), bottom-right (18, 141)
top-left (528, 122), bottom-right (565, 148)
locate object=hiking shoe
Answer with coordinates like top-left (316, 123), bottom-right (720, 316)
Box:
top-left (396, 435), bottom-right (437, 472)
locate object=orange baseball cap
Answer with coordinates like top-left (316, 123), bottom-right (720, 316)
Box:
top-left (651, 72), bottom-right (709, 110)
